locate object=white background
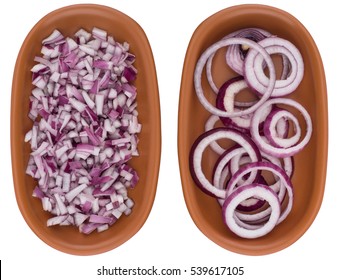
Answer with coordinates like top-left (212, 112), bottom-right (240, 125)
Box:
top-left (1, 0), bottom-right (338, 279)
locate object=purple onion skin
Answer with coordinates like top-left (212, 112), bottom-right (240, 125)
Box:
top-left (216, 76), bottom-right (244, 111)
top-left (236, 29), bottom-right (271, 57)
top-left (216, 76), bottom-right (244, 127)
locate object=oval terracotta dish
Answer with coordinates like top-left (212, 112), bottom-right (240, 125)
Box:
top-left (178, 4), bottom-right (328, 255)
top-left (11, 4), bottom-right (161, 255)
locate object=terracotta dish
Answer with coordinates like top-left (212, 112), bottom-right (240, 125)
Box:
top-left (11, 4), bottom-right (161, 255)
top-left (178, 4), bottom-right (328, 255)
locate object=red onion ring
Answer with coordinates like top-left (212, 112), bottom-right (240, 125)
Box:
top-left (194, 37), bottom-right (276, 118)
top-left (206, 28), bottom-right (272, 92)
top-left (222, 184), bottom-right (281, 239)
top-left (216, 77), bottom-right (255, 130)
top-left (204, 115), bottom-right (224, 155)
top-left (263, 108), bottom-right (302, 148)
top-left (250, 98), bottom-right (312, 157)
top-left (212, 146), bottom-right (247, 188)
top-left (189, 127), bottom-right (261, 198)
top-left (213, 147), bottom-right (261, 189)
top-left (229, 150), bottom-right (282, 189)
top-left (213, 147), bottom-right (267, 212)
top-left (226, 161), bottom-right (293, 224)
top-left (244, 37), bottom-right (304, 97)
top-left (225, 28), bottom-right (272, 75)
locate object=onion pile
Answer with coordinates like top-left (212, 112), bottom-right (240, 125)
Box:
top-left (189, 28), bottom-right (312, 238)
top-left (24, 27), bottom-right (141, 234)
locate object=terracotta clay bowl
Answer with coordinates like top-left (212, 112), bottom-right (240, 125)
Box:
top-left (11, 4), bottom-right (161, 255)
top-left (178, 4), bottom-right (328, 255)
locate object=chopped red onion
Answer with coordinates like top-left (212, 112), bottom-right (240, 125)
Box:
top-left (25, 27), bottom-right (141, 234)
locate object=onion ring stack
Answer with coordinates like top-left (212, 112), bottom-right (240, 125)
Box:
top-left (189, 28), bottom-right (312, 239)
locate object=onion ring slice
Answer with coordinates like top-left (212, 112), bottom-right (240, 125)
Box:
top-left (222, 184), bottom-right (281, 239)
top-left (244, 37), bottom-right (304, 97)
top-left (227, 161), bottom-right (294, 224)
top-left (189, 127), bottom-right (261, 198)
top-left (194, 37), bottom-right (276, 118)
top-left (250, 98), bottom-right (312, 157)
